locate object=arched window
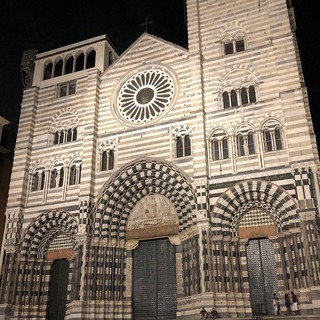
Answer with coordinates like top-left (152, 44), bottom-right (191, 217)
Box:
top-left (176, 137), bottom-right (183, 158)
top-left (249, 85), bottom-right (256, 103)
top-left (69, 165), bottom-right (77, 185)
top-left (224, 42), bottom-right (234, 55)
top-left (237, 134), bottom-right (245, 156)
top-left (50, 169), bottom-right (57, 188)
top-left (54, 59), bottom-right (63, 77)
top-left (262, 122), bottom-right (284, 152)
top-left (52, 127), bottom-right (77, 145)
top-left (236, 129), bottom-right (256, 157)
top-left (211, 131), bottom-right (229, 161)
top-left (212, 139), bottom-right (219, 160)
top-left (40, 172), bottom-right (45, 190)
top-left (235, 38), bottom-right (245, 52)
top-left (50, 167), bottom-right (64, 188)
top-left (31, 169), bottom-right (46, 191)
top-left (241, 87), bottom-right (249, 105)
top-left (69, 163), bottom-right (81, 185)
top-left (65, 56), bottom-right (74, 74)
top-left (263, 129), bottom-right (273, 152)
top-left (176, 135), bottom-right (192, 158)
top-left (86, 50), bottom-right (96, 69)
top-left (184, 135), bottom-right (191, 156)
top-left (59, 131), bottom-right (64, 144)
top-left (75, 53), bottom-right (85, 72)
top-left (66, 129), bottom-right (71, 142)
top-left (275, 127), bottom-right (283, 150)
top-left (231, 90), bottom-right (238, 107)
top-left (248, 132), bottom-right (255, 154)
top-left (43, 62), bottom-right (53, 80)
top-left (223, 34), bottom-right (246, 55)
top-left (222, 136), bottom-right (229, 159)
top-left (101, 150), bottom-right (115, 171)
top-left (223, 91), bottom-right (230, 109)
top-left (221, 85), bottom-right (257, 109)
top-left (174, 127), bottom-right (192, 159)
top-left (32, 172), bottom-right (39, 192)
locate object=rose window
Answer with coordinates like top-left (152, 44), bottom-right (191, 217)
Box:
top-left (117, 69), bottom-right (175, 124)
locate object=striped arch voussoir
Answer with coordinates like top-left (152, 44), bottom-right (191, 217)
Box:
top-left (93, 159), bottom-right (196, 239)
top-left (20, 210), bottom-right (78, 258)
top-left (211, 180), bottom-right (299, 236)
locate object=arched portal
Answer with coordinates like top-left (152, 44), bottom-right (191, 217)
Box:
top-left (91, 158), bottom-right (196, 318)
top-left (211, 180), bottom-right (301, 316)
top-left (93, 158), bottom-right (197, 239)
top-left (19, 210), bottom-right (77, 319)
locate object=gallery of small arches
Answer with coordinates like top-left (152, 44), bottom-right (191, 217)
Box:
top-left (43, 49), bottom-right (96, 80)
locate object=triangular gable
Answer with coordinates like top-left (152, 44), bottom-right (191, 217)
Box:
top-left (101, 32), bottom-right (188, 78)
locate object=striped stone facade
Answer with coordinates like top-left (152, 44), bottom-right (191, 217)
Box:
top-left (1, 0), bottom-right (320, 319)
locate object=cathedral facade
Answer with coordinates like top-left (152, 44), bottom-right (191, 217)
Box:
top-left (1, 0), bottom-right (320, 319)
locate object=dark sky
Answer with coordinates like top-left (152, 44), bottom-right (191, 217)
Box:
top-left (0, 0), bottom-right (318, 158)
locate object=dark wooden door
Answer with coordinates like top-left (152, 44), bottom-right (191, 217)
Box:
top-left (133, 238), bottom-right (176, 320)
top-left (47, 259), bottom-right (69, 320)
top-left (246, 238), bottom-right (278, 315)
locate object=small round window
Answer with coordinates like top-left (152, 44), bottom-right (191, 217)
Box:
top-left (117, 69), bottom-right (175, 124)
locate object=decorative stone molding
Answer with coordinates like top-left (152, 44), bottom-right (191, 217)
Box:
top-left (299, 210), bottom-right (317, 221)
top-left (196, 210), bottom-right (209, 221)
top-left (4, 245), bottom-right (17, 254)
top-left (126, 240), bottom-right (139, 251)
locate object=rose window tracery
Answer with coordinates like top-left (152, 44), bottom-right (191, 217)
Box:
top-left (117, 69), bottom-right (175, 124)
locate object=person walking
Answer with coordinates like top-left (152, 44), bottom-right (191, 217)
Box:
top-left (272, 293), bottom-right (280, 316)
top-left (284, 293), bottom-right (291, 315)
top-left (291, 291), bottom-right (299, 315)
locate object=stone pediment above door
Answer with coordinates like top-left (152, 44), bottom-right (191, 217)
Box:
top-left (126, 193), bottom-right (179, 240)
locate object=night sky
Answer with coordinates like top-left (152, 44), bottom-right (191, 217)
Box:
top-left (0, 0), bottom-right (319, 158)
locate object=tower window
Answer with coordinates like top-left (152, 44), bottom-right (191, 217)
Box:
top-left (53, 128), bottom-right (77, 145)
top-left (222, 85), bottom-right (257, 109)
top-left (86, 50), bottom-right (96, 69)
top-left (223, 35), bottom-right (246, 55)
top-left (263, 125), bottom-right (284, 152)
top-left (236, 131), bottom-right (255, 156)
top-left (43, 62), bottom-right (53, 80)
top-left (75, 53), bottom-right (85, 72)
top-left (58, 81), bottom-right (76, 98)
top-left (54, 59), bottom-right (63, 77)
top-left (224, 42), bottom-right (234, 55)
top-left (235, 39), bottom-right (245, 52)
top-left (65, 56), bottom-right (74, 74)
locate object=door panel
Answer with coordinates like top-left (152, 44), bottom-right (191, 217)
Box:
top-left (48, 259), bottom-right (69, 320)
top-left (247, 238), bottom-right (278, 315)
top-left (133, 239), bottom-right (176, 320)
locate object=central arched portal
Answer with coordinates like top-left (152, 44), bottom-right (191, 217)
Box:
top-left (128, 193), bottom-right (179, 319)
top-left (133, 238), bottom-right (177, 320)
